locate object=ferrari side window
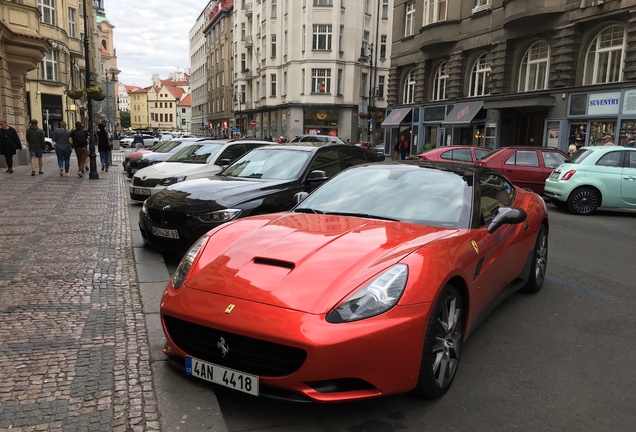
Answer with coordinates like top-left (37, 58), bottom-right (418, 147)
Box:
top-left (479, 173), bottom-right (514, 225)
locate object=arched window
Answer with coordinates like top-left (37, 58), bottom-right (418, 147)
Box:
top-left (432, 62), bottom-right (448, 101)
top-left (101, 40), bottom-right (107, 50)
top-left (518, 41), bottom-right (550, 92)
top-left (469, 54), bottom-right (491, 97)
top-left (583, 25), bottom-right (626, 85)
top-left (403, 69), bottom-right (416, 104)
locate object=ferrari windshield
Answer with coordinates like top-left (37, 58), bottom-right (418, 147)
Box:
top-left (220, 148), bottom-right (310, 180)
top-left (295, 165), bottom-right (472, 228)
top-left (166, 142), bottom-right (225, 164)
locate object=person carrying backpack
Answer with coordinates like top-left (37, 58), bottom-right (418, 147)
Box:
top-left (69, 121), bottom-right (89, 178)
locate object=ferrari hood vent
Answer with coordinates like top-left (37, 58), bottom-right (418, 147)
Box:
top-left (253, 257), bottom-right (295, 270)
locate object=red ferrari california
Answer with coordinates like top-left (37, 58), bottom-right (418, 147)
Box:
top-left (160, 161), bottom-right (549, 402)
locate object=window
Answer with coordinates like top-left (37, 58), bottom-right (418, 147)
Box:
top-left (314, 0), bottom-right (333, 5)
top-left (441, 149), bottom-right (472, 162)
top-left (312, 69), bottom-right (331, 93)
top-left (337, 69), bottom-right (343, 95)
top-left (432, 61), bottom-right (448, 101)
top-left (405, 1), bottom-right (415, 37)
top-left (518, 41), bottom-right (550, 92)
top-left (271, 34), bottom-right (277, 58)
top-left (403, 69), bottom-right (416, 104)
top-left (596, 151), bottom-right (622, 167)
top-left (377, 75), bottom-right (385, 99)
top-left (542, 151), bottom-right (566, 169)
top-left (41, 50), bottom-right (58, 81)
top-left (505, 150), bottom-right (539, 167)
top-left (68, 8), bottom-right (76, 38)
top-left (382, 0), bottom-right (389, 19)
top-left (424, 0), bottom-right (447, 25)
top-left (339, 25), bottom-right (344, 52)
top-left (380, 35), bottom-right (387, 59)
top-left (271, 73), bottom-right (277, 96)
top-left (479, 173), bottom-right (514, 225)
top-left (38, 0), bottom-right (55, 25)
top-left (312, 25), bottom-right (332, 50)
top-left (469, 53), bottom-right (491, 97)
top-left (241, 53), bottom-right (246, 71)
top-left (583, 25), bottom-right (626, 85)
top-left (272, 0), bottom-right (277, 18)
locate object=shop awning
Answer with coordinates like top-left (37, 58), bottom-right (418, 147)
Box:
top-left (441, 101), bottom-right (484, 126)
top-left (483, 96), bottom-right (555, 109)
top-left (381, 108), bottom-right (412, 127)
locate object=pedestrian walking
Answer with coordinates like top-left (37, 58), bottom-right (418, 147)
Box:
top-left (0, 119), bottom-right (22, 174)
top-left (96, 123), bottom-right (112, 172)
top-left (52, 121), bottom-right (72, 176)
top-left (399, 133), bottom-right (409, 160)
top-left (602, 134), bottom-right (614, 146)
top-left (69, 121), bottom-right (89, 178)
top-left (132, 131), bottom-right (144, 150)
top-left (26, 119), bottom-right (45, 176)
top-left (626, 134), bottom-right (635, 148)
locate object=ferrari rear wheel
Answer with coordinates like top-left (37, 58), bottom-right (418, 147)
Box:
top-left (414, 284), bottom-right (464, 398)
top-left (521, 224), bottom-right (548, 293)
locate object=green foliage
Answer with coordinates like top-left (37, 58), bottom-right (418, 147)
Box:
top-left (119, 110), bottom-right (131, 129)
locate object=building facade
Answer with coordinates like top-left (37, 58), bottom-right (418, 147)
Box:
top-left (190, 1), bottom-right (217, 136)
top-left (386, 0), bottom-right (636, 156)
top-left (94, 5), bottom-right (120, 135)
top-left (230, 0), bottom-right (392, 142)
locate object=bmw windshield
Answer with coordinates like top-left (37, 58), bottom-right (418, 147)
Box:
top-left (219, 148), bottom-right (310, 180)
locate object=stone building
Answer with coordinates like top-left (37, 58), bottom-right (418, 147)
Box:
top-left (386, 0), bottom-right (636, 156)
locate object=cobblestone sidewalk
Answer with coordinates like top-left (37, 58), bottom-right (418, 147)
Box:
top-left (0, 153), bottom-right (158, 431)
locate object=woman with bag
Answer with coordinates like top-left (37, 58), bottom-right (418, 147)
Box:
top-left (52, 121), bottom-right (72, 176)
top-left (0, 119), bottom-right (22, 174)
top-left (96, 123), bottom-right (111, 172)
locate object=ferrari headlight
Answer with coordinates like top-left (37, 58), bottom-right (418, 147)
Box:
top-left (171, 236), bottom-right (208, 289)
top-left (197, 209), bottom-right (242, 223)
top-left (159, 176), bottom-right (187, 186)
top-left (326, 264), bottom-right (408, 323)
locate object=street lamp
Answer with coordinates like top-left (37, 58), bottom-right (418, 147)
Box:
top-left (358, 40), bottom-right (375, 144)
top-left (82, 0), bottom-right (98, 179)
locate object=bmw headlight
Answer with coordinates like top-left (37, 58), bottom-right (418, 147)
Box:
top-left (159, 176), bottom-right (187, 186)
top-left (172, 236), bottom-right (208, 289)
top-left (197, 209), bottom-right (242, 224)
top-left (326, 264), bottom-right (408, 323)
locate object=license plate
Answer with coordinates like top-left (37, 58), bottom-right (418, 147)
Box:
top-left (549, 171), bottom-right (560, 179)
top-left (132, 187), bottom-right (151, 196)
top-left (185, 356), bottom-right (259, 396)
top-left (151, 226), bottom-right (179, 239)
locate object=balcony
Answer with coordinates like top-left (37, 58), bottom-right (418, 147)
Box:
top-left (243, 35), bottom-right (253, 47)
top-left (503, 0), bottom-right (566, 28)
top-left (245, 2), bottom-right (252, 17)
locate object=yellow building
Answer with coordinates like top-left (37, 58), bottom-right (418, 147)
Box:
top-left (130, 88), bottom-right (150, 130)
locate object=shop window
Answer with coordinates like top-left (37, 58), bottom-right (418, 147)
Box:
top-left (583, 25), bottom-right (626, 85)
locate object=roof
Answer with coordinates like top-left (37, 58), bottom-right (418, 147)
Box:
top-left (178, 94), bottom-right (191, 106)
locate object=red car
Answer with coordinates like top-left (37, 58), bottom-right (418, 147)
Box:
top-left (417, 145), bottom-right (491, 163)
top-left (160, 161), bottom-right (549, 402)
top-left (475, 146), bottom-right (567, 194)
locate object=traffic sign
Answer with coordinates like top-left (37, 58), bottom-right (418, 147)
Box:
top-left (250, 119), bottom-right (257, 127)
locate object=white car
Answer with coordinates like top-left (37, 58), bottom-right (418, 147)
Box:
top-left (129, 139), bottom-right (272, 201)
top-left (120, 134), bottom-right (159, 148)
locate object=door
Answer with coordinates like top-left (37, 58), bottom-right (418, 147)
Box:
top-left (622, 150), bottom-right (636, 205)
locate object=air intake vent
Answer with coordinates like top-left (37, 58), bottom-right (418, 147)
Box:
top-left (253, 257), bottom-right (295, 270)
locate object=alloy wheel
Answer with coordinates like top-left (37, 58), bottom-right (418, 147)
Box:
top-left (431, 295), bottom-right (463, 389)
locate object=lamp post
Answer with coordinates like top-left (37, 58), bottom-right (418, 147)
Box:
top-left (82, 0), bottom-right (98, 179)
top-left (358, 41), bottom-right (375, 144)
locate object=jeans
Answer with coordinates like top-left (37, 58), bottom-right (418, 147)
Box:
top-left (99, 151), bottom-right (111, 170)
top-left (55, 145), bottom-right (72, 173)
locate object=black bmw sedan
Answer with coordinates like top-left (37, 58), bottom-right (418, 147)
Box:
top-left (139, 142), bottom-right (381, 254)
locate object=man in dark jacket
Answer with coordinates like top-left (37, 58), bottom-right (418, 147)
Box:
top-left (69, 121), bottom-right (89, 177)
top-left (0, 118), bottom-right (22, 174)
top-left (26, 119), bottom-right (45, 175)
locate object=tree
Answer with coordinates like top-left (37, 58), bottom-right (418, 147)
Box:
top-left (119, 110), bottom-right (130, 129)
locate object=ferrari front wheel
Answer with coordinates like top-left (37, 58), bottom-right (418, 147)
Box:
top-left (521, 224), bottom-right (548, 293)
top-left (414, 284), bottom-right (464, 398)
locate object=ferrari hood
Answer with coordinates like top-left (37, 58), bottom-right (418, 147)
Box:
top-left (186, 213), bottom-right (457, 314)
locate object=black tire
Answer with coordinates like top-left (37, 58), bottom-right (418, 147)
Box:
top-left (413, 284), bottom-right (464, 398)
top-left (521, 224), bottom-right (548, 293)
top-left (567, 187), bottom-right (599, 215)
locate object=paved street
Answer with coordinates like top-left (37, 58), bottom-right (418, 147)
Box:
top-left (0, 150), bottom-right (224, 432)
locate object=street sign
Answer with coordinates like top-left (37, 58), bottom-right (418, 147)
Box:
top-left (250, 119), bottom-right (257, 127)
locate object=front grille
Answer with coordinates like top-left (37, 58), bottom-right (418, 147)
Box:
top-left (133, 177), bottom-right (161, 187)
top-left (164, 315), bottom-right (307, 377)
top-left (148, 209), bottom-right (188, 226)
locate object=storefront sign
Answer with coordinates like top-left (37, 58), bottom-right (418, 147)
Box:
top-left (588, 92), bottom-right (620, 116)
top-left (622, 89), bottom-right (636, 116)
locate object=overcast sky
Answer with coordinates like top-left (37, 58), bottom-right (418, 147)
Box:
top-left (105, 1), bottom-right (204, 87)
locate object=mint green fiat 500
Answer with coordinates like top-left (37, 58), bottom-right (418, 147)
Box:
top-left (544, 146), bottom-right (636, 215)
